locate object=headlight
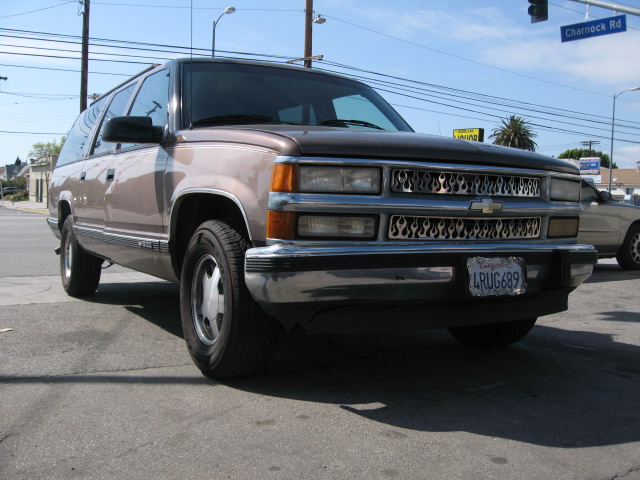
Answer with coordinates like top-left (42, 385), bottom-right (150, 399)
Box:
top-left (298, 166), bottom-right (380, 193)
top-left (550, 178), bottom-right (580, 202)
top-left (298, 215), bottom-right (377, 239)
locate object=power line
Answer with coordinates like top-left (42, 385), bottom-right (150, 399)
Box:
top-left (0, 1), bottom-right (75, 19)
top-left (0, 62), bottom-right (130, 76)
top-left (1, 24), bottom-right (639, 146)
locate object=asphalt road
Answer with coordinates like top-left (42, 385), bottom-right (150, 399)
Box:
top-left (1, 206), bottom-right (639, 479)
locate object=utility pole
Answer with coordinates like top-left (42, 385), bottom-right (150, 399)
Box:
top-left (80, 0), bottom-right (90, 112)
top-left (304, 0), bottom-right (313, 68)
top-left (580, 140), bottom-right (600, 155)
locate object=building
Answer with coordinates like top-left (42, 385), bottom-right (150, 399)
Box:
top-left (595, 164), bottom-right (640, 203)
top-left (24, 156), bottom-right (56, 204)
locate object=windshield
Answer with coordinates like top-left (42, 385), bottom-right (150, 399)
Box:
top-left (181, 62), bottom-right (412, 132)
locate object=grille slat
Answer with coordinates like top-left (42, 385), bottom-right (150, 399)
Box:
top-left (391, 169), bottom-right (540, 197)
top-left (389, 215), bottom-right (541, 240)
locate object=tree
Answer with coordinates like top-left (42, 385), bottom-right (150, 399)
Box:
top-left (489, 115), bottom-right (538, 151)
top-left (28, 136), bottom-right (66, 159)
top-left (557, 148), bottom-right (616, 169)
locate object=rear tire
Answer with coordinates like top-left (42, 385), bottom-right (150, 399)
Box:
top-left (616, 225), bottom-right (640, 270)
top-left (180, 220), bottom-right (280, 379)
top-left (60, 216), bottom-right (102, 296)
top-left (448, 317), bottom-right (537, 348)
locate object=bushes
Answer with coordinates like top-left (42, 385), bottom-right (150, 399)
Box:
top-left (10, 192), bottom-right (29, 201)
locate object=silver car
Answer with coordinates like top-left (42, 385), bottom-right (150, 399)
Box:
top-left (580, 179), bottom-right (640, 269)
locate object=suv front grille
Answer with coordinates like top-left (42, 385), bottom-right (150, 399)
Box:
top-left (388, 215), bottom-right (541, 240)
top-left (391, 169), bottom-right (540, 197)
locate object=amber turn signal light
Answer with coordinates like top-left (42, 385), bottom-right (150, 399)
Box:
top-left (270, 164), bottom-right (297, 192)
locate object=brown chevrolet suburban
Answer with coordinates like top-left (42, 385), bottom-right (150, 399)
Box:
top-left (48, 58), bottom-right (597, 379)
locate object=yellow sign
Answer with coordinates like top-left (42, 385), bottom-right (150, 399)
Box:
top-left (453, 128), bottom-right (484, 142)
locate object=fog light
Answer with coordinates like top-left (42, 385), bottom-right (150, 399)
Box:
top-left (298, 215), bottom-right (376, 239)
top-left (548, 217), bottom-right (579, 237)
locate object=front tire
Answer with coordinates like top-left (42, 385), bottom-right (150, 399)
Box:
top-left (180, 220), bottom-right (280, 379)
top-left (60, 216), bottom-right (102, 296)
top-left (616, 225), bottom-right (640, 270)
top-left (448, 317), bottom-right (537, 348)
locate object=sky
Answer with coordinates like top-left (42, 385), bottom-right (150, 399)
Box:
top-left (1, 0), bottom-right (639, 170)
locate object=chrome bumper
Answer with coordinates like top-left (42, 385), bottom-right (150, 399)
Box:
top-left (245, 242), bottom-right (596, 305)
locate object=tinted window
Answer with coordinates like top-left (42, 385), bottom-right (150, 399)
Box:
top-left (581, 181), bottom-right (599, 202)
top-left (92, 84), bottom-right (136, 156)
top-left (117, 70), bottom-right (169, 149)
top-left (56, 95), bottom-right (110, 167)
top-left (127, 69), bottom-right (169, 128)
top-left (181, 62), bottom-right (412, 132)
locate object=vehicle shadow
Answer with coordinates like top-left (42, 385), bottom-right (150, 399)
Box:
top-left (86, 280), bottom-right (183, 339)
top-left (68, 273), bottom-right (640, 450)
top-left (227, 323), bottom-right (640, 449)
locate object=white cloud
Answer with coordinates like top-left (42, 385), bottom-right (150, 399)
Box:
top-left (616, 145), bottom-right (640, 169)
top-left (350, 4), bottom-right (640, 91)
top-left (484, 30), bottom-right (640, 89)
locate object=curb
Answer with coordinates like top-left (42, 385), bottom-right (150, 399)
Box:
top-left (0, 203), bottom-right (49, 215)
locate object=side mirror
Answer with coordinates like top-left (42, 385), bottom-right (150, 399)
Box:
top-left (102, 116), bottom-right (163, 144)
top-left (598, 191), bottom-right (612, 202)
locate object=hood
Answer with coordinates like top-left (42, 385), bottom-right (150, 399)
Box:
top-left (177, 126), bottom-right (578, 175)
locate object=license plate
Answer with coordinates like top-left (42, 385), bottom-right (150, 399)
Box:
top-left (467, 257), bottom-right (527, 297)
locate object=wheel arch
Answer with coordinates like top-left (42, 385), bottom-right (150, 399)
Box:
top-left (169, 190), bottom-right (253, 278)
top-left (57, 199), bottom-right (73, 232)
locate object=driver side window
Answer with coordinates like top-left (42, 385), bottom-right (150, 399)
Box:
top-left (120, 69), bottom-right (169, 149)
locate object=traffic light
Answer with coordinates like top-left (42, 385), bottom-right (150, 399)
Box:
top-left (528, 0), bottom-right (548, 24)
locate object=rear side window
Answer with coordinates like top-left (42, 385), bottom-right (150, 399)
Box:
top-left (56, 95), bottom-right (110, 167)
top-left (91, 84), bottom-right (136, 156)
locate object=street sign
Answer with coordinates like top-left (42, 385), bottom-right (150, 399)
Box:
top-left (561, 15), bottom-right (626, 43)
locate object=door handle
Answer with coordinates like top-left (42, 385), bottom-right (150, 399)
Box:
top-left (80, 172), bottom-right (86, 182)
top-left (106, 169), bottom-right (116, 182)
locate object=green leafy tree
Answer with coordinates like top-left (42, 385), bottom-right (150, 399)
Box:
top-left (557, 148), bottom-right (616, 169)
top-left (28, 136), bottom-right (66, 159)
top-left (489, 115), bottom-right (538, 151)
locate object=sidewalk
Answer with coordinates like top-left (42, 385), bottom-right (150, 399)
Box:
top-left (0, 199), bottom-right (49, 215)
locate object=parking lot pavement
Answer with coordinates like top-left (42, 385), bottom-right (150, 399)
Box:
top-left (1, 211), bottom-right (639, 479)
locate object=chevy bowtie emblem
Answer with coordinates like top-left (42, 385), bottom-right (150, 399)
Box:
top-left (470, 198), bottom-right (503, 214)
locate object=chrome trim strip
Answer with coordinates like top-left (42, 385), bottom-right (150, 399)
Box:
top-left (74, 226), bottom-right (169, 253)
top-left (274, 156), bottom-right (580, 180)
top-left (170, 187), bottom-right (253, 241)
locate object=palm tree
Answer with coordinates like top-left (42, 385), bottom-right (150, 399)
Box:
top-left (489, 115), bottom-right (538, 151)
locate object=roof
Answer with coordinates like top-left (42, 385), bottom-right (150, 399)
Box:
top-left (596, 168), bottom-right (640, 187)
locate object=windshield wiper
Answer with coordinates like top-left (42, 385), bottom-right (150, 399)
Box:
top-left (191, 114), bottom-right (273, 127)
top-left (321, 118), bottom-right (384, 130)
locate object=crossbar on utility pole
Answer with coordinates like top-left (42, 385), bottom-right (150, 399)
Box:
top-left (567, 0), bottom-right (640, 16)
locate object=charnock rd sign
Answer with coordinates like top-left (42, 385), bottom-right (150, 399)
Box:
top-left (561, 15), bottom-right (626, 43)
